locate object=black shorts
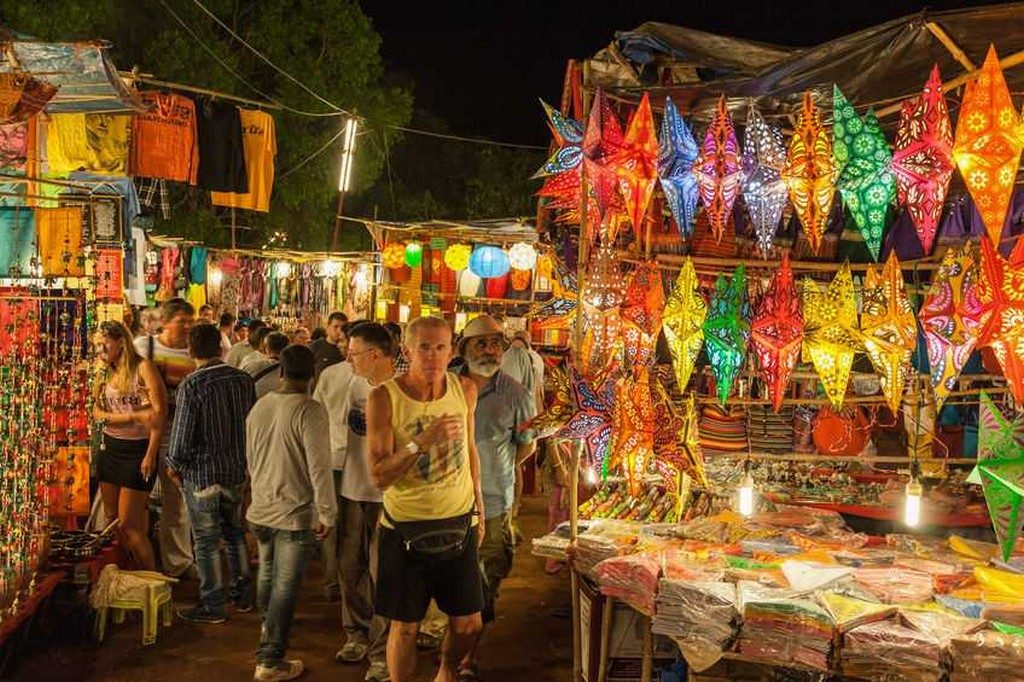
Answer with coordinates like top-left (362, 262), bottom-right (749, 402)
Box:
top-left (375, 523), bottom-right (484, 623)
top-left (96, 434), bottom-right (156, 492)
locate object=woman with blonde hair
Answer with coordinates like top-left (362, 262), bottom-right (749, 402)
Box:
top-left (93, 321), bottom-right (167, 571)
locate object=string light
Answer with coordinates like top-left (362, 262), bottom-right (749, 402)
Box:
top-left (208, 268), bottom-right (223, 287)
top-left (338, 116), bottom-right (358, 192)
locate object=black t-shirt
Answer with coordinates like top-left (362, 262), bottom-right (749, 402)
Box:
top-left (194, 97), bottom-right (248, 192)
top-left (310, 337), bottom-right (343, 376)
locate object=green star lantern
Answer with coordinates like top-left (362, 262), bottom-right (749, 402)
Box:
top-left (702, 264), bottom-right (750, 405)
top-left (968, 391), bottom-right (1024, 561)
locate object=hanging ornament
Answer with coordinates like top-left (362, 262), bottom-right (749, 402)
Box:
top-left (404, 241), bottom-right (423, 268)
top-left (967, 393), bottom-right (1024, 562)
top-left (534, 101), bottom-right (597, 225)
top-left (693, 96), bottom-right (743, 243)
top-left (919, 244), bottom-right (991, 410)
top-left (782, 92), bottom-right (836, 255)
top-left (702, 263), bottom-right (750, 404)
top-left (651, 383), bottom-right (708, 488)
top-left (443, 243), bottom-right (472, 271)
top-left (533, 100), bottom-right (584, 178)
top-left (891, 65), bottom-right (955, 255)
top-left (833, 86), bottom-right (895, 262)
top-left (802, 263), bottom-right (859, 409)
top-left (861, 252), bottom-right (917, 412)
top-left (620, 262), bottom-right (664, 375)
top-left (609, 368), bottom-right (655, 492)
top-left (658, 97), bottom-right (700, 237)
top-left (741, 105), bottom-right (788, 257)
top-left (582, 88), bottom-right (626, 225)
top-left (556, 367), bottom-right (616, 468)
top-left (507, 242), bottom-right (538, 270)
top-left (382, 242), bottom-right (406, 269)
top-left (953, 45), bottom-right (1023, 246)
top-left (750, 255), bottom-right (803, 412)
top-left (977, 236), bottom-right (1024, 403)
top-left (581, 244), bottom-right (624, 310)
top-left (662, 258), bottom-right (706, 392)
top-left (468, 245), bottom-right (510, 279)
top-left (518, 365), bottom-right (574, 437)
top-left (607, 93), bottom-right (660, 239)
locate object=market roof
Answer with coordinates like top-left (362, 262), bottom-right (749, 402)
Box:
top-left (353, 216), bottom-right (541, 244)
top-left (588, 4), bottom-right (1024, 127)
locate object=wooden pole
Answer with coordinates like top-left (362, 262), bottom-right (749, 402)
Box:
top-left (230, 207), bottom-right (236, 251)
top-left (640, 616), bottom-right (654, 682)
top-left (569, 441), bottom-right (583, 682)
top-left (597, 595), bottom-right (615, 682)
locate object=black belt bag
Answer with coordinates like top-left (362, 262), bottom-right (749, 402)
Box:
top-left (384, 509), bottom-right (473, 564)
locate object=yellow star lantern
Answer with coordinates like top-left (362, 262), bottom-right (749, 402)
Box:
top-left (952, 45), bottom-right (1023, 246)
top-left (662, 258), bottom-right (706, 392)
top-left (861, 253), bottom-right (917, 412)
top-left (802, 263), bottom-right (859, 409)
top-left (782, 92), bottom-right (837, 255)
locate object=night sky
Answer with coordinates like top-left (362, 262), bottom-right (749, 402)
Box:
top-left (365, 0), bottom-right (1000, 145)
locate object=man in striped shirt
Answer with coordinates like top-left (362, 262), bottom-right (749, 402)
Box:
top-left (168, 323), bottom-right (258, 624)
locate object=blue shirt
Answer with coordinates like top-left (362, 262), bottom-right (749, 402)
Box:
top-left (466, 370), bottom-right (536, 518)
top-left (168, 360), bottom-right (256, 489)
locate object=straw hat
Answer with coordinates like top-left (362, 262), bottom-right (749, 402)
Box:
top-left (457, 314), bottom-right (508, 354)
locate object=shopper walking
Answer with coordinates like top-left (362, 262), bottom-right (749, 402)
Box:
top-left (367, 316), bottom-right (484, 682)
top-left (134, 298), bottom-right (196, 578)
top-left (167, 323), bottom-right (257, 623)
top-left (245, 331), bottom-right (289, 399)
top-left (225, 318), bottom-right (267, 368)
top-left (93, 321), bottom-right (167, 571)
top-left (246, 345), bottom-right (336, 681)
top-left (311, 311), bottom-right (348, 378)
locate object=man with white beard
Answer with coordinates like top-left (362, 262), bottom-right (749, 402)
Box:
top-left (452, 315), bottom-right (535, 680)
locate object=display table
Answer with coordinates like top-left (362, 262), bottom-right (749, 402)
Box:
top-left (774, 499), bottom-right (991, 527)
top-left (0, 572), bottom-right (62, 675)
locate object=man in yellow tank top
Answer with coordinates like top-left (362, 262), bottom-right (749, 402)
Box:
top-left (367, 316), bottom-right (484, 682)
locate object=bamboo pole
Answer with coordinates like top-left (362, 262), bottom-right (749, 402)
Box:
top-left (597, 595), bottom-right (614, 682)
top-left (710, 451), bottom-right (980, 465)
top-left (924, 22), bottom-right (976, 72)
top-left (640, 618), bottom-right (654, 682)
top-left (569, 440), bottom-right (583, 682)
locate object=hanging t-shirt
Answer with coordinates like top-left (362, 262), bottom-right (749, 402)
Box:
top-left (131, 92), bottom-right (199, 184)
top-left (36, 206), bottom-right (85, 277)
top-left (211, 109), bottom-right (276, 212)
top-left (69, 172), bottom-right (141, 233)
top-left (189, 247), bottom-right (207, 284)
top-left (94, 249), bottom-right (123, 301)
top-left (194, 97), bottom-right (247, 192)
top-left (0, 208), bottom-right (36, 277)
top-left (0, 121), bottom-right (28, 171)
top-left (127, 226), bottom-right (148, 307)
top-left (46, 113), bottom-right (130, 175)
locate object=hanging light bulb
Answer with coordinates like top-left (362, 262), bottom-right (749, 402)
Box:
top-left (322, 259), bottom-right (341, 278)
top-left (737, 460), bottom-right (756, 517)
top-left (454, 311), bottom-right (468, 333)
top-left (904, 459), bottom-right (923, 527)
top-left (585, 465), bottom-right (600, 486)
top-left (276, 261), bottom-right (293, 278)
top-left (399, 304), bottom-right (411, 323)
top-left (209, 268), bottom-right (223, 287)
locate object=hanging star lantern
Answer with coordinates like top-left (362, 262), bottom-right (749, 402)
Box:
top-left (860, 252), bottom-right (917, 411)
top-left (953, 45), bottom-right (1023, 246)
top-left (533, 100), bottom-right (584, 178)
top-left (802, 263), bottom-right (859, 409)
top-left (582, 88), bottom-right (626, 226)
top-left (918, 244), bottom-right (991, 409)
top-left (967, 393), bottom-right (1024, 562)
top-left (610, 368), bottom-right (655, 492)
top-left (741, 105), bottom-right (788, 257)
top-left (659, 97), bottom-right (700, 237)
top-left (579, 245), bottom-right (625, 378)
top-left (977, 235), bottom-right (1024, 403)
top-left (782, 92), bottom-right (837, 254)
top-left (702, 264), bottom-right (750, 404)
top-left (662, 258), bottom-right (706, 392)
top-left (609, 93), bottom-right (660, 239)
top-left (891, 65), bottom-right (955, 255)
top-left (750, 255), bottom-right (803, 412)
top-left (693, 97), bottom-right (743, 243)
top-left (518, 364), bottom-right (574, 438)
top-left (556, 366), bottom-right (617, 468)
top-left (620, 262), bottom-right (664, 375)
top-left (833, 86), bottom-right (896, 262)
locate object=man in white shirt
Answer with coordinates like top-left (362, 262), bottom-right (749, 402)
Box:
top-left (246, 345), bottom-right (336, 681)
top-left (239, 327), bottom-right (271, 374)
top-left (244, 332), bottom-right (288, 399)
top-left (315, 322), bottom-right (395, 682)
top-left (225, 319), bottom-right (267, 368)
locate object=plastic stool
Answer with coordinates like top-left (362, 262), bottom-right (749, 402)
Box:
top-left (95, 580), bottom-right (173, 645)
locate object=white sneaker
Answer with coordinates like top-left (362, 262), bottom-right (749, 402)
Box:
top-left (254, 659), bottom-right (304, 680)
top-left (365, 661), bottom-right (390, 682)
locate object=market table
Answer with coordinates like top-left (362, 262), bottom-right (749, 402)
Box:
top-left (0, 572), bottom-right (63, 676)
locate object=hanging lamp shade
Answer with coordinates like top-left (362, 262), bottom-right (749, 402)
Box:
top-left (404, 241), bottom-right (423, 268)
top-left (508, 242), bottom-right (538, 270)
top-left (469, 245), bottom-right (510, 278)
top-left (444, 244), bottom-right (472, 271)
top-left (382, 243), bottom-right (406, 269)
top-left (458, 270), bottom-right (482, 297)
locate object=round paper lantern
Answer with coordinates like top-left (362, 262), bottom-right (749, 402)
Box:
top-left (469, 245), bottom-right (510, 278)
top-left (510, 268), bottom-right (532, 291)
top-left (444, 244), bottom-right (472, 271)
top-left (382, 243), bottom-right (406, 269)
top-left (459, 270), bottom-right (482, 297)
top-left (508, 242), bottom-right (538, 270)
top-left (405, 241), bottom-right (423, 268)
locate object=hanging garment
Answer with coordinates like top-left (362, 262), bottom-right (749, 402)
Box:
top-left (94, 249), bottom-right (123, 301)
top-left (0, 120), bottom-right (28, 171)
top-left (189, 247), bottom-right (207, 285)
top-left (46, 113), bottom-right (130, 175)
top-left (0, 72), bottom-right (57, 124)
top-left (0, 208), bottom-right (36, 276)
top-left (37, 206), bottom-right (85, 276)
top-left (131, 92), bottom-right (199, 184)
top-left (194, 97), bottom-right (248, 192)
top-left (210, 109), bottom-right (276, 212)
top-left (156, 247), bottom-right (178, 302)
top-left (186, 282), bottom-right (206, 310)
top-left (133, 177), bottom-right (171, 219)
top-left (126, 226), bottom-right (147, 307)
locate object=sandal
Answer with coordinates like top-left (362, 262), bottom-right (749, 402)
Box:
top-left (416, 631), bottom-right (441, 650)
top-left (456, 663), bottom-right (481, 681)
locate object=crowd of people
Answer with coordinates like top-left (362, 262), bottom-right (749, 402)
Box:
top-left (91, 298), bottom-right (545, 682)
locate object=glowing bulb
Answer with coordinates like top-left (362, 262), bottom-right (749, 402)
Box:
top-left (398, 304), bottom-right (411, 323)
top-left (585, 466), bottom-right (599, 486)
top-left (276, 261), bottom-right (292, 278)
top-left (374, 299), bottom-right (387, 321)
top-left (738, 470), bottom-right (756, 517)
top-left (904, 477), bottom-right (923, 527)
top-left (352, 267), bottom-right (368, 290)
top-left (322, 259), bottom-right (341, 278)
top-left (338, 117), bottom-right (358, 192)
top-left (454, 311), bottom-right (468, 333)
top-left (209, 268), bottom-right (223, 287)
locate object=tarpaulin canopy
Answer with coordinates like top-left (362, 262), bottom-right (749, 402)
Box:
top-left (587, 5), bottom-right (1024, 128)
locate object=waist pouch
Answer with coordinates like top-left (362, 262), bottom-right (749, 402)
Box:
top-left (384, 509), bottom-right (472, 564)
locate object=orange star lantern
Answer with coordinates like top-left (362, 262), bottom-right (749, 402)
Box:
top-left (861, 253), bottom-right (917, 412)
top-left (952, 46), bottom-right (1023, 246)
top-left (782, 92), bottom-right (837, 255)
top-left (620, 261), bottom-right (664, 376)
top-left (610, 368), bottom-right (655, 493)
top-left (610, 93), bottom-right (660, 240)
top-left (750, 255), bottom-right (803, 412)
top-left (978, 236), bottom-right (1024, 403)
top-left (802, 263), bottom-right (859, 409)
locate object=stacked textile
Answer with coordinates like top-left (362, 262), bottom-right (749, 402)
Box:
top-left (653, 579), bottom-right (738, 672)
top-left (736, 582), bottom-right (835, 670)
top-left (841, 619), bottom-right (944, 682)
top-left (572, 520), bottom-right (640, 579)
top-left (698, 404), bottom-right (748, 456)
top-left (595, 552), bottom-right (661, 614)
top-left (746, 405), bottom-right (796, 454)
top-left (854, 567), bottom-right (935, 603)
top-left (948, 630), bottom-right (1024, 680)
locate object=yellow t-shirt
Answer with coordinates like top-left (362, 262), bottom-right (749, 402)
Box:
top-left (46, 113), bottom-right (129, 175)
top-left (37, 206), bottom-right (85, 276)
top-left (381, 372), bottom-right (475, 524)
top-left (210, 109), bottom-right (276, 212)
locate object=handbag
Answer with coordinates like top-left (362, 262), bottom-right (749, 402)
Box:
top-left (383, 509), bottom-right (473, 564)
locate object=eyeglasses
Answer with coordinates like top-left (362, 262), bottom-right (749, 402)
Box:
top-left (470, 337), bottom-right (506, 352)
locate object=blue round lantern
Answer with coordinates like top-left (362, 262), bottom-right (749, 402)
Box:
top-left (468, 245), bottom-right (510, 278)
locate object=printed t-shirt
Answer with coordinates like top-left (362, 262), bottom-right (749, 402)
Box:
top-left (131, 92), bottom-right (198, 184)
top-left (133, 335), bottom-right (195, 446)
top-left (211, 109), bottom-right (275, 212)
top-left (36, 206), bottom-right (85, 276)
top-left (46, 113), bottom-right (130, 175)
top-left (194, 98), bottom-right (247, 192)
top-left (0, 208), bottom-right (36, 276)
top-left (0, 121), bottom-right (28, 171)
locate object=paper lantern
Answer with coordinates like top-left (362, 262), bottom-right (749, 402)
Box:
top-left (404, 241), bottom-right (423, 268)
top-left (919, 244), bottom-right (991, 409)
top-left (610, 93), bottom-right (660, 238)
top-left (662, 258), bottom-right (706, 392)
top-left (508, 242), bottom-right (538, 270)
top-left (977, 236), bottom-right (1024, 403)
top-left (620, 262), bottom-right (664, 375)
top-left (582, 244), bottom-right (624, 310)
top-left (953, 45), bottom-right (1023, 246)
top-left (658, 97), bottom-right (700, 237)
top-left (741, 106), bottom-right (788, 256)
top-left (443, 243), bottom-right (472, 271)
top-left (510, 268), bottom-right (532, 291)
top-left (802, 263), bottom-right (859, 409)
top-left (651, 382), bottom-right (707, 488)
top-left (533, 100), bottom-right (584, 178)
top-left (458, 270), bottom-right (482, 297)
top-left (833, 86), bottom-right (895, 262)
top-left (468, 245), bottom-right (510, 279)
top-left (519, 365), bottom-right (573, 437)
top-left (693, 96), bottom-right (743, 243)
top-left (782, 92), bottom-right (836, 255)
top-left (860, 252), bottom-right (917, 412)
top-left (750, 255), bottom-right (803, 412)
top-left (702, 264), bottom-right (750, 405)
top-left (382, 242), bottom-right (406, 269)
top-left (556, 367), bottom-right (616, 467)
top-left (609, 369), bottom-right (655, 492)
top-left (891, 65), bottom-right (955, 255)
top-left (398, 304), bottom-right (411, 323)
top-left (582, 88), bottom-right (626, 227)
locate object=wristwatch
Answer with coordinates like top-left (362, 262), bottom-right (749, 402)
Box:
top-left (405, 440), bottom-right (421, 457)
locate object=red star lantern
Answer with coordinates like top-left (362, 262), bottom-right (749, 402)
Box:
top-left (782, 92), bottom-right (837, 255)
top-left (693, 96), bottom-right (743, 243)
top-left (750, 255), bottom-right (803, 411)
top-left (556, 366), bottom-right (617, 468)
top-left (582, 88), bottom-right (626, 229)
top-left (978, 236), bottom-right (1024, 403)
top-left (610, 93), bottom-right (660, 240)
